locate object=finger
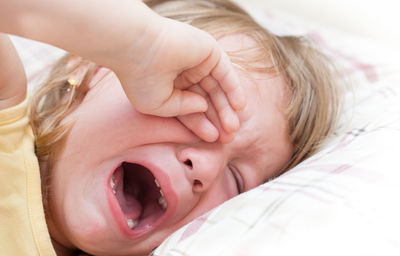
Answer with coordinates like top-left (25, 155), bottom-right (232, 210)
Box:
top-left (140, 88), bottom-right (208, 117)
top-left (211, 48), bottom-right (246, 111)
top-left (178, 113), bottom-right (219, 142)
top-left (173, 45), bottom-right (221, 90)
top-left (204, 98), bottom-right (235, 144)
top-left (177, 45), bottom-right (246, 111)
top-left (200, 75), bottom-right (240, 134)
top-left (189, 84), bottom-right (234, 143)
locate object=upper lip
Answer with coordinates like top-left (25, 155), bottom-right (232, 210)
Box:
top-left (106, 159), bottom-right (177, 239)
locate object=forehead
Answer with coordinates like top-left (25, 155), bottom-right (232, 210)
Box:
top-left (217, 33), bottom-right (290, 110)
top-left (217, 33), bottom-right (258, 53)
top-left (217, 34), bottom-right (293, 180)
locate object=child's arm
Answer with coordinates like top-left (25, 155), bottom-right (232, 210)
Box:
top-left (0, 0), bottom-right (245, 142)
top-left (0, 34), bottom-right (26, 110)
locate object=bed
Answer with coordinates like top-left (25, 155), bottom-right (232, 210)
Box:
top-left (151, 2), bottom-right (400, 255)
top-left (12, 1), bottom-right (400, 255)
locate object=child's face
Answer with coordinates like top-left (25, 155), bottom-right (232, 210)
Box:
top-left (46, 35), bottom-right (293, 255)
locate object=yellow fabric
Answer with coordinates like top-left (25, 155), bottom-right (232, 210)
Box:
top-left (0, 99), bottom-right (55, 255)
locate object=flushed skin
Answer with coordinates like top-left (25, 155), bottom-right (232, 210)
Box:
top-left (46, 35), bottom-right (293, 255)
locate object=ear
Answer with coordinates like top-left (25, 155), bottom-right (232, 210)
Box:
top-left (86, 66), bottom-right (110, 91)
top-left (66, 64), bottom-right (110, 96)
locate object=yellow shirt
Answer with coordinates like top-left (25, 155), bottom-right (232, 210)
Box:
top-left (0, 99), bottom-right (55, 255)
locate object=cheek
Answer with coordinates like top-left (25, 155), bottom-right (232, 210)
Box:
top-left (62, 85), bottom-right (197, 161)
top-left (188, 172), bottom-right (236, 217)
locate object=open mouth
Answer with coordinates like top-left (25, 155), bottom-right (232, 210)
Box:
top-left (110, 162), bottom-right (168, 233)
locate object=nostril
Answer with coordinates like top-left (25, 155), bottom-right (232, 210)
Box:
top-left (184, 159), bottom-right (193, 168)
top-left (193, 179), bottom-right (203, 190)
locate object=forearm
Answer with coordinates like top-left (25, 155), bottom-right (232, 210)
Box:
top-left (0, 34), bottom-right (27, 110)
top-left (0, 0), bottom-right (162, 69)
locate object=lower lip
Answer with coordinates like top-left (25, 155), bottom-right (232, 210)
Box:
top-left (105, 161), bottom-right (177, 239)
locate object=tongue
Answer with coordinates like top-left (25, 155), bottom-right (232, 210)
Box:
top-left (114, 166), bottom-right (142, 220)
top-left (116, 189), bottom-right (142, 220)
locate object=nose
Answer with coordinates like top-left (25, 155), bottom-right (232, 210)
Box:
top-left (177, 144), bottom-right (227, 193)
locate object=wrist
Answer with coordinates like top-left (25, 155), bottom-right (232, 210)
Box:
top-left (109, 2), bottom-right (166, 73)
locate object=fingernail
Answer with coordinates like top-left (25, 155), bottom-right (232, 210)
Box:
top-left (223, 112), bottom-right (240, 134)
top-left (219, 132), bottom-right (235, 144)
top-left (234, 90), bottom-right (247, 111)
top-left (203, 122), bottom-right (219, 142)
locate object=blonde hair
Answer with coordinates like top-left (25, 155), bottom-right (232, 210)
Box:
top-left (31, 0), bottom-right (339, 203)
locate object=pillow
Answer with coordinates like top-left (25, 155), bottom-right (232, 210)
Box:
top-left (152, 4), bottom-right (400, 256)
top-left (11, 36), bottom-right (65, 90)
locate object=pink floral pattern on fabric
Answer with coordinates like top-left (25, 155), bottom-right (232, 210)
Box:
top-left (178, 210), bottom-right (214, 243)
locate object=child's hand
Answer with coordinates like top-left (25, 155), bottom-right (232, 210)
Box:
top-left (0, 0), bottom-right (245, 142)
top-left (115, 18), bottom-right (246, 142)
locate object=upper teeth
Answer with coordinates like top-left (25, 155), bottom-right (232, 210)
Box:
top-left (110, 175), bottom-right (116, 189)
top-left (110, 175), bottom-right (116, 194)
top-left (110, 175), bottom-right (167, 210)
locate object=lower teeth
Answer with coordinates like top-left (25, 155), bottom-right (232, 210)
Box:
top-left (158, 197), bottom-right (167, 210)
top-left (126, 218), bottom-right (138, 229)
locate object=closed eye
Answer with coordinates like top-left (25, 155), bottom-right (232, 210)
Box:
top-left (229, 165), bottom-right (244, 194)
